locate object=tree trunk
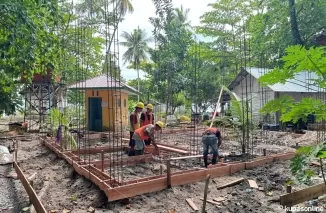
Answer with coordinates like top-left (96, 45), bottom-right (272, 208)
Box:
top-left (137, 68), bottom-right (140, 101)
top-left (288, 0), bottom-right (304, 45)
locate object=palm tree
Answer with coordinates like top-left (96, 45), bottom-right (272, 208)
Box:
top-left (173, 6), bottom-right (191, 27)
top-left (120, 27), bottom-right (152, 101)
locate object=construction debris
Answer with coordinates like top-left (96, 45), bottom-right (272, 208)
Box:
top-left (213, 197), bottom-right (225, 202)
top-left (200, 198), bottom-right (220, 205)
top-left (186, 198), bottom-right (198, 211)
top-left (248, 179), bottom-right (258, 189)
top-left (216, 178), bottom-right (245, 189)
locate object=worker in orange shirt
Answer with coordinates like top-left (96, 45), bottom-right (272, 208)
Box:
top-left (202, 127), bottom-right (222, 168)
top-left (140, 103), bottom-right (154, 146)
top-left (132, 121), bottom-right (164, 155)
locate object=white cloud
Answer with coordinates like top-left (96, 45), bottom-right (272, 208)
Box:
top-left (119, 0), bottom-right (214, 81)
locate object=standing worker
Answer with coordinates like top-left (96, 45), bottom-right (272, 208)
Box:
top-left (202, 127), bottom-right (222, 168)
top-left (140, 103), bottom-right (155, 146)
top-left (128, 102), bottom-right (144, 156)
top-left (132, 121), bottom-right (164, 155)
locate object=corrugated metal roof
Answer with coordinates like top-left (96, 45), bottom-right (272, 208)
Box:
top-left (68, 74), bottom-right (139, 95)
top-left (229, 67), bottom-right (321, 93)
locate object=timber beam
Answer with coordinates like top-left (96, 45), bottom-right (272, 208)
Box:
top-left (41, 137), bottom-right (296, 202)
top-left (14, 162), bottom-right (47, 213)
top-left (89, 154), bottom-right (153, 168)
top-left (71, 146), bottom-right (128, 155)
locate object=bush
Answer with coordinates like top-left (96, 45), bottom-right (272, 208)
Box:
top-left (179, 115), bottom-right (191, 122)
top-left (204, 116), bottom-right (234, 128)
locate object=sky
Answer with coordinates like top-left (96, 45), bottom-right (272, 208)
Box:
top-left (118, 0), bottom-right (215, 81)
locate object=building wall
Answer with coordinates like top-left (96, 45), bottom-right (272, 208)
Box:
top-left (85, 89), bottom-right (129, 131)
top-left (231, 74), bottom-right (275, 124)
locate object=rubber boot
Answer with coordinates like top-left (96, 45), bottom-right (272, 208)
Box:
top-left (203, 155), bottom-right (208, 168)
top-left (212, 154), bottom-right (218, 165)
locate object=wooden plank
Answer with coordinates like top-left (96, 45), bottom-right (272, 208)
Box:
top-left (216, 178), bottom-right (245, 189)
top-left (200, 198), bottom-right (220, 205)
top-left (186, 198), bottom-right (199, 211)
top-left (248, 179), bottom-right (258, 189)
top-left (213, 197), bottom-right (225, 202)
top-left (71, 146), bottom-right (127, 154)
top-left (280, 183), bottom-right (326, 207)
top-left (171, 155), bottom-right (203, 161)
top-left (107, 177), bottom-right (167, 201)
top-left (171, 170), bottom-right (207, 186)
top-left (90, 154), bottom-right (153, 167)
top-left (13, 162), bottom-right (47, 213)
top-left (157, 144), bottom-right (189, 154)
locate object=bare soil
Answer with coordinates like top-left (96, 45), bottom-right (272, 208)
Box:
top-left (0, 121), bottom-right (325, 213)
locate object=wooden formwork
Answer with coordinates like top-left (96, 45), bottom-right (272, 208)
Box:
top-left (41, 137), bottom-right (296, 201)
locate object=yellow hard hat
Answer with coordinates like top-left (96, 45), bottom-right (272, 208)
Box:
top-left (156, 121), bottom-right (164, 128)
top-left (136, 102), bottom-right (144, 109)
top-left (147, 104), bottom-right (153, 109)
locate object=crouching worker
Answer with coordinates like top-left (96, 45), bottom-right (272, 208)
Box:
top-left (132, 121), bottom-right (164, 155)
top-left (202, 127), bottom-right (222, 168)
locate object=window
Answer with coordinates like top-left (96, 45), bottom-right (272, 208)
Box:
top-left (124, 99), bottom-right (126, 107)
top-left (96, 91), bottom-right (99, 96)
top-left (117, 99), bottom-right (121, 107)
top-left (92, 91), bottom-right (94, 96)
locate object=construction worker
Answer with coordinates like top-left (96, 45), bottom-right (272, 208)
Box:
top-left (132, 121), bottom-right (164, 155)
top-left (128, 102), bottom-right (144, 156)
top-left (202, 127), bottom-right (222, 168)
top-left (140, 103), bottom-right (154, 146)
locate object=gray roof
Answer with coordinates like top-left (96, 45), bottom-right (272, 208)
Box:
top-left (68, 74), bottom-right (139, 95)
top-left (229, 67), bottom-right (321, 93)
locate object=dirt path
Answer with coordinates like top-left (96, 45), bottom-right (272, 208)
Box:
top-left (0, 165), bottom-right (29, 213)
top-left (0, 130), bottom-right (325, 213)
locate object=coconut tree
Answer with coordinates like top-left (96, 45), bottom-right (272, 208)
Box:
top-left (120, 27), bottom-right (152, 100)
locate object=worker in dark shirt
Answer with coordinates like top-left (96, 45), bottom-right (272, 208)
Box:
top-left (140, 104), bottom-right (154, 145)
top-left (202, 127), bottom-right (222, 168)
top-left (128, 102), bottom-right (144, 156)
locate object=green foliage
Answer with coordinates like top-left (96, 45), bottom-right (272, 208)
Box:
top-left (290, 141), bottom-right (326, 184)
top-left (128, 99), bottom-right (138, 113)
top-left (204, 116), bottom-right (234, 128)
top-left (47, 108), bottom-right (77, 149)
top-left (258, 45), bottom-right (326, 184)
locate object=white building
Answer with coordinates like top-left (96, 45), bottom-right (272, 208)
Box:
top-left (227, 67), bottom-right (321, 124)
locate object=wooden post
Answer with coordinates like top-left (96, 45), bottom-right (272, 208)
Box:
top-left (210, 87), bottom-right (224, 128)
top-left (160, 165), bottom-right (163, 175)
top-left (286, 185), bottom-right (292, 193)
top-left (295, 143), bottom-right (298, 148)
top-left (286, 185), bottom-right (292, 213)
top-left (202, 174), bottom-right (211, 213)
top-left (263, 149), bottom-right (266, 156)
top-left (101, 150), bottom-right (104, 172)
top-left (167, 160), bottom-right (171, 188)
top-left (15, 140), bottom-right (18, 163)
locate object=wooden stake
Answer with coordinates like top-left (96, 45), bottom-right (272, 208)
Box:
top-left (210, 87), bottom-right (224, 128)
top-left (160, 165), bottom-right (163, 175)
top-left (167, 160), bottom-right (171, 188)
top-left (101, 150), bottom-right (104, 172)
top-left (202, 174), bottom-right (211, 213)
top-left (263, 149), bottom-right (266, 156)
top-left (286, 185), bottom-right (292, 193)
top-left (286, 185), bottom-right (292, 213)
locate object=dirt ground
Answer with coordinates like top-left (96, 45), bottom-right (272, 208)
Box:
top-left (0, 121), bottom-right (326, 213)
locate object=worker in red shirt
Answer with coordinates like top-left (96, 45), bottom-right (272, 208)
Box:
top-left (128, 102), bottom-right (144, 156)
top-left (140, 103), bottom-right (154, 146)
top-left (202, 127), bottom-right (222, 168)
